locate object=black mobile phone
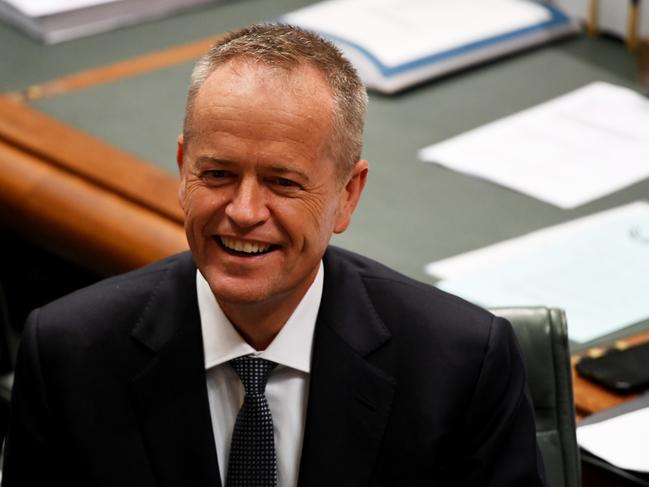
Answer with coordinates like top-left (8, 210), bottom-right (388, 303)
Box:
top-left (576, 342), bottom-right (649, 394)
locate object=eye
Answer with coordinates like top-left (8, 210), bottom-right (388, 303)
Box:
top-left (200, 170), bottom-right (237, 185)
top-left (199, 169), bottom-right (235, 187)
top-left (203, 170), bottom-right (229, 179)
top-left (277, 178), bottom-right (298, 187)
top-left (269, 177), bottom-right (301, 189)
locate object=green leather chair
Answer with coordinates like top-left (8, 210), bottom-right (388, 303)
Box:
top-left (0, 282), bottom-right (17, 453)
top-left (490, 307), bottom-right (580, 487)
top-left (0, 282), bottom-right (16, 404)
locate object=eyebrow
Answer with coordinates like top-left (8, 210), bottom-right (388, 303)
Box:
top-left (194, 156), bottom-right (236, 167)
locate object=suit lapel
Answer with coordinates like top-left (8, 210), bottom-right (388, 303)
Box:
top-left (128, 254), bottom-right (221, 487)
top-left (124, 250), bottom-right (394, 487)
top-left (298, 249), bottom-right (395, 487)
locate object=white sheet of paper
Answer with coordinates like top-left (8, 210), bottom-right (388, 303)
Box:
top-left (4, 0), bottom-right (115, 17)
top-left (429, 202), bottom-right (649, 343)
top-left (282, 0), bottom-right (553, 68)
top-left (418, 82), bottom-right (649, 209)
top-left (427, 202), bottom-right (649, 279)
top-left (577, 407), bottom-right (649, 472)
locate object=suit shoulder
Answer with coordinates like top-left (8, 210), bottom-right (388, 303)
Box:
top-left (325, 246), bottom-right (497, 343)
top-left (327, 246), bottom-right (492, 321)
top-left (34, 252), bottom-right (194, 335)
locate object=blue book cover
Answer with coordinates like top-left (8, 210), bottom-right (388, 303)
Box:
top-left (282, 0), bottom-right (578, 93)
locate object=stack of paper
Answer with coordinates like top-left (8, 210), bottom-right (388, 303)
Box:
top-left (578, 406), bottom-right (649, 473)
top-left (282, 0), bottom-right (577, 94)
top-left (578, 394), bottom-right (649, 480)
top-left (427, 202), bottom-right (649, 343)
top-left (0, 0), bottom-right (218, 44)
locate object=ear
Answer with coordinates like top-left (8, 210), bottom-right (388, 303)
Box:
top-left (334, 159), bottom-right (369, 234)
top-left (176, 134), bottom-right (185, 173)
top-left (176, 134), bottom-right (186, 209)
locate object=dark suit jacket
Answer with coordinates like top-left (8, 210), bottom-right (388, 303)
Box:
top-left (3, 247), bottom-right (546, 486)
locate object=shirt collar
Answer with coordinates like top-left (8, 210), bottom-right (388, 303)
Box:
top-left (197, 262), bottom-right (323, 373)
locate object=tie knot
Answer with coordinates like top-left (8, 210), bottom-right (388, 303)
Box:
top-left (229, 356), bottom-right (277, 395)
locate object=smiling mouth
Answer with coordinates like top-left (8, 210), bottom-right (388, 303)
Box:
top-left (218, 236), bottom-right (277, 256)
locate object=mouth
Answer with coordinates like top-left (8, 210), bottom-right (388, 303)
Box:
top-left (218, 236), bottom-right (278, 256)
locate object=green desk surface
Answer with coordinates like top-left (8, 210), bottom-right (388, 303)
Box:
top-left (2, 2), bottom-right (648, 350)
top-left (0, 0), bottom-right (316, 92)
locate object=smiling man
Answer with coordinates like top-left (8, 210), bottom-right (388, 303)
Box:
top-left (177, 53), bottom-right (366, 351)
top-left (3, 25), bottom-right (546, 487)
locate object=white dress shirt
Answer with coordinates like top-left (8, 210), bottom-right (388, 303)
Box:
top-left (196, 263), bottom-right (322, 487)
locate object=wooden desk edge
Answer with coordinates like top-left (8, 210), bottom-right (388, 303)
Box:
top-left (572, 331), bottom-right (649, 417)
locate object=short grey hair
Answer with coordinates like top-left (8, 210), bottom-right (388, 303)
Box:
top-left (183, 23), bottom-right (368, 181)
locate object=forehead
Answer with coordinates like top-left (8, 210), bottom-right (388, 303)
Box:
top-left (190, 59), bottom-right (334, 131)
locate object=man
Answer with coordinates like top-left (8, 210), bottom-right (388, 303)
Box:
top-left (3, 24), bottom-right (546, 486)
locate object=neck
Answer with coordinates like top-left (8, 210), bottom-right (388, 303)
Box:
top-left (218, 280), bottom-right (315, 351)
top-left (221, 302), bottom-right (293, 350)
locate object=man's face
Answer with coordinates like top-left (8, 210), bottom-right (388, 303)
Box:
top-left (178, 60), bottom-right (366, 314)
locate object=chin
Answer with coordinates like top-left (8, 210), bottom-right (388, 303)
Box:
top-left (203, 274), bottom-right (273, 306)
top-left (213, 288), bottom-right (269, 306)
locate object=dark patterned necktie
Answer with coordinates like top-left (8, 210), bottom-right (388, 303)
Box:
top-left (226, 356), bottom-right (278, 487)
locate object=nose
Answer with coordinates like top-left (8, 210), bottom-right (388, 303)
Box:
top-left (225, 177), bottom-right (270, 228)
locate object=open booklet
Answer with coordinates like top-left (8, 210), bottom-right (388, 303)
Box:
top-left (281, 0), bottom-right (578, 93)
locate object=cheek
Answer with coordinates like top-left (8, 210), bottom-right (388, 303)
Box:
top-left (183, 186), bottom-right (227, 224)
top-left (299, 188), bottom-right (340, 222)
top-left (284, 195), bottom-right (340, 244)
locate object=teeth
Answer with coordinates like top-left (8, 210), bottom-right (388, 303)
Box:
top-left (221, 237), bottom-right (271, 254)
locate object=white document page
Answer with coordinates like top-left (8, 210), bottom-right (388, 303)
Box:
top-left (577, 407), bottom-right (649, 472)
top-left (427, 202), bottom-right (649, 279)
top-left (4, 0), bottom-right (115, 17)
top-left (430, 202), bottom-right (649, 343)
top-left (419, 82), bottom-right (649, 209)
top-left (282, 0), bottom-right (552, 68)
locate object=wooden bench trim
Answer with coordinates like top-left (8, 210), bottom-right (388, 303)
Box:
top-left (9, 34), bottom-right (225, 101)
top-left (0, 95), bottom-right (184, 224)
top-left (0, 140), bottom-right (187, 275)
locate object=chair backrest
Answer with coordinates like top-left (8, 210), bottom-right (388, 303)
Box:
top-left (0, 281), bottom-right (16, 453)
top-left (490, 307), bottom-right (580, 487)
